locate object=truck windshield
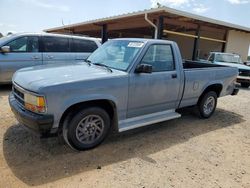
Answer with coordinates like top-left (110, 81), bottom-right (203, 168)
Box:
top-left (215, 54), bottom-right (242, 64)
top-left (87, 40), bottom-right (143, 71)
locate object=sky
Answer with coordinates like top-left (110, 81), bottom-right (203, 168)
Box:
top-left (0, 0), bottom-right (250, 53)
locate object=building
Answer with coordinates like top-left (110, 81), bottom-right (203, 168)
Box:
top-left (45, 6), bottom-right (250, 61)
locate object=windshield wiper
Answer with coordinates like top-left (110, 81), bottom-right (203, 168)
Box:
top-left (83, 59), bottom-right (92, 66)
top-left (93, 62), bottom-right (113, 72)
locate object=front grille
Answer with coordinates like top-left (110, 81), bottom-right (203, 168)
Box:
top-left (239, 69), bottom-right (250, 76)
top-left (13, 84), bottom-right (25, 106)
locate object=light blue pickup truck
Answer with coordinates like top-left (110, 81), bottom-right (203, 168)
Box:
top-left (9, 38), bottom-right (239, 150)
top-left (208, 52), bottom-right (250, 88)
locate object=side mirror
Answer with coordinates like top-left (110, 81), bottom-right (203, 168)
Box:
top-left (135, 64), bottom-right (153, 74)
top-left (1, 46), bottom-right (10, 53)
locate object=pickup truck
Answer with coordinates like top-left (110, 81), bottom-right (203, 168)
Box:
top-left (208, 52), bottom-right (250, 88)
top-left (9, 38), bottom-right (239, 150)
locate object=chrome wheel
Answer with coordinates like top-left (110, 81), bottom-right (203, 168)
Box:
top-left (203, 96), bottom-right (215, 115)
top-left (75, 115), bottom-right (104, 144)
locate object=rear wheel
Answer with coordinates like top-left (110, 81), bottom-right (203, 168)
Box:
top-left (198, 91), bottom-right (217, 118)
top-left (64, 107), bottom-right (110, 150)
top-left (241, 83), bottom-right (250, 88)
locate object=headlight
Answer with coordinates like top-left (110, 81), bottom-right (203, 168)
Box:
top-left (24, 93), bottom-right (46, 113)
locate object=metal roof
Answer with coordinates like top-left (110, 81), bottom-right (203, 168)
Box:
top-left (44, 6), bottom-right (250, 33)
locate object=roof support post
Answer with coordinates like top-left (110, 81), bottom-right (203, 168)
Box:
top-left (221, 30), bottom-right (228, 52)
top-left (192, 24), bottom-right (201, 60)
top-left (157, 16), bottom-right (164, 39)
top-left (101, 24), bottom-right (108, 43)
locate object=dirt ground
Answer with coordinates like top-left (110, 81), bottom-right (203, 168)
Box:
top-left (0, 85), bottom-right (250, 188)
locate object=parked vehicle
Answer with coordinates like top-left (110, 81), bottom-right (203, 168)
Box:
top-left (244, 61), bottom-right (250, 66)
top-left (208, 52), bottom-right (250, 88)
top-left (0, 32), bottom-right (101, 84)
top-left (9, 38), bottom-right (239, 150)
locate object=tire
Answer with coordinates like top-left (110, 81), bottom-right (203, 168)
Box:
top-left (198, 91), bottom-right (217, 119)
top-left (65, 107), bottom-right (110, 151)
top-left (241, 83), bottom-right (250, 88)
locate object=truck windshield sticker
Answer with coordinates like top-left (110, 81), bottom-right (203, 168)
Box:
top-left (128, 42), bottom-right (144, 48)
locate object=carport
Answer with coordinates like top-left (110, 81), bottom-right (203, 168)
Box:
top-left (45, 7), bottom-right (250, 61)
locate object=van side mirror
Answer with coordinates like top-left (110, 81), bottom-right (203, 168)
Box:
top-left (1, 46), bottom-right (10, 53)
top-left (135, 64), bottom-right (153, 74)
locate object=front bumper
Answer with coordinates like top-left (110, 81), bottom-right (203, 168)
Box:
top-left (9, 93), bottom-right (54, 135)
top-left (237, 76), bottom-right (250, 84)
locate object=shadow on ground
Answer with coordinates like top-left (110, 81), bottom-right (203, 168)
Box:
top-left (3, 108), bottom-right (245, 186)
top-left (0, 84), bottom-right (12, 98)
top-left (236, 84), bottom-right (250, 91)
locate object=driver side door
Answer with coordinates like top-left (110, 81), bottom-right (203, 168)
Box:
top-left (127, 44), bottom-right (181, 118)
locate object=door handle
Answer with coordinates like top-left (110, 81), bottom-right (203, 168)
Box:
top-left (171, 74), bottom-right (177, 79)
top-left (32, 56), bottom-right (40, 60)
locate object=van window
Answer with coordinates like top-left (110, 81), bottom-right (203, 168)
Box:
top-left (43, 37), bottom-right (69, 52)
top-left (71, 39), bottom-right (98, 53)
top-left (6, 36), bottom-right (39, 52)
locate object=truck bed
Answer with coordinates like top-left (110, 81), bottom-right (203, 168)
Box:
top-left (179, 60), bottom-right (237, 109)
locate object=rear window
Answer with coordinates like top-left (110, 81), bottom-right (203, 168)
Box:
top-left (43, 36), bottom-right (69, 52)
top-left (71, 39), bottom-right (98, 53)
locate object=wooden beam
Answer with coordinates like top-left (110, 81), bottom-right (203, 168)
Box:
top-left (192, 25), bottom-right (201, 60)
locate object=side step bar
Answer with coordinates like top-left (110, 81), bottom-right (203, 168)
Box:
top-left (118, 110), bottom-right (181, 132)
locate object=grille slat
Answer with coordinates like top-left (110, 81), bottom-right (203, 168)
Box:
top-left (13, 85), bottom-right (25, 106)
top-left (239, 69), bottom-right (250, 76)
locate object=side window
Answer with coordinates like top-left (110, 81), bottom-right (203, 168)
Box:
top-left (43, 37), bottom-right (69, 52)
top-left (208, 54), bottom-right (215, 62)
top-left (71, 39), bottom-right (98, 53)
top-left (141, 44), bottom-right (175, 72)
top-left (27, 37), bottom-right (39, 52)
top-left (6, 36), bottom-right (39, 52)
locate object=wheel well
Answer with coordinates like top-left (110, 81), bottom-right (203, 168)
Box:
top-left (58, 100), bottom-right (117, 134)
top-left (198, 84), bottom-right (222, 103)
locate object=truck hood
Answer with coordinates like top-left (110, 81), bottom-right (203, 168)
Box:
top-left (13, 63), bottom-right (126, 92)
top-left (215, 61), bottom-right (250, 70)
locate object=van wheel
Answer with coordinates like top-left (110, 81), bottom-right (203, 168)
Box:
top-left (241, 83), bottom-right (250, 88)
top-left (198, 91), bottom-right (217, 119)
top-left (65, 107), bottom-right (110, 151)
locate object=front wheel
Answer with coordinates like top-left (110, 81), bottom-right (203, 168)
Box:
top-left (241, 83), bottom-right (250, 88)
top-left (198, 91), bottom-right (217, 119)
top-left (65, 107), bottom-right (110, 151)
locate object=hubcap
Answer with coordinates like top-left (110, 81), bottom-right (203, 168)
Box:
top-left (203, 96), bottom-right (215, 115)
top-left (75, 115), bottom-right (104, 144)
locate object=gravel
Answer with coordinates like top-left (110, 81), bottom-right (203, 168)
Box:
top-left (0, 85), bottom-right (249, 188)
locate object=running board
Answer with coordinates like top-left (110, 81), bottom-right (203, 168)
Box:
top-left (118, 110), bottom-right (181, 132)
